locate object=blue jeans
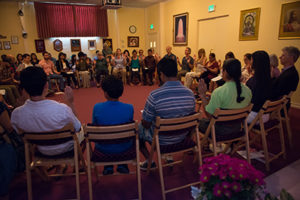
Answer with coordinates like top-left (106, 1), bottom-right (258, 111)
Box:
top-left (48, 74), bottom-right (64, 90)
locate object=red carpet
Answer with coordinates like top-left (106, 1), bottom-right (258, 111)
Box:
top-left (9, 85), bottom-right (300, 200)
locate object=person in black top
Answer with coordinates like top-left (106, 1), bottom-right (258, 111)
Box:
top-left (56, 52), bottom-right (79, 88)
top-left (246, 50), bottom-right (271, 123)
top-left (30, 53), bottom-right (39, 66)
top-left (143, 49), bottom-right (157, 85)
top-left (271, 46), bottom-right (299, 110)
top-left (177, 47), bottom-right (194, 80)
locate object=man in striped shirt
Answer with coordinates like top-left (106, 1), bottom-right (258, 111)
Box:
top-left (139, 58), bottom-right (196, 170)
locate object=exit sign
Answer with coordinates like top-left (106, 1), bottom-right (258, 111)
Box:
top-left (208, 5), bottom-right (215, 12)
top-left (150, 24), bottom-right (154, 30)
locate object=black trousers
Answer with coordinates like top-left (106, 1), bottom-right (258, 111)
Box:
top-left (142, 68), bottom-right (155, 85)
top-left (61, 72), bottom-right (78, 86)
top-left (95, 70), bottom-right (108, 84)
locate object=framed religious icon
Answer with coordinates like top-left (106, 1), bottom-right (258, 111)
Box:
top-left (128, 36), bottom-right (139, 47)
top-left (173, 12), bottom-right (189, 46)
top-left (103, 38), bottom-right (113, 50)
top-left (11, 35), bottom-right (19, 44)
top-left (71, 39), bottom-right (81, 52)
top-left (239, 8), bottom-right (261, 41)
top-left (88, 40), bottom-right (96, 50)
top-left (278, 1), bottom-right (300, 39)
top-left (3, 41), bottom-right (11, 50)
top-left (35, 39), bottom-right (45, 53)
top-left (53, 39), bottom-right (63, 52)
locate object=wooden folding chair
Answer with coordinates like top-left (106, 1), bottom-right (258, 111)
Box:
top-left (199, 104), bottom-right (253, 163)
top-left (282, 92), bottom-right (293, 147)
top-left (21, 123), bottom-right (85, 200)
top-left (84, 121), bottom-right (142, 200)
top-left (248, 97), bottom-right (286, 171)
top-left (146, 113), bottom-right (202, 200)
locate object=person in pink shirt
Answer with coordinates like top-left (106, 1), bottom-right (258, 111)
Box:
top-left (39, 51), bottom-right (64, 91)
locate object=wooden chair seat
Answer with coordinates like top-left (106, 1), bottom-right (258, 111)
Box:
top-left (159, 138), bottom-right (196, 154)
top-left (91, 143), bottom-right (137, 163)
top-left (253, 119), bottom-right (279, 131)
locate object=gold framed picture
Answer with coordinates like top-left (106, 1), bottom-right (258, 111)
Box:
top-left (239, 8), bottom-right (261, 41)
top-left (278, 1), bottom-right (300, 40)
top-left (0, 42), bottom-right (2, 50)
top-left (88, 40), bottom-right (96, 50)
top-left (173, 12), bottom-right (189, 46)
top-left (71, 39), bottom-right (81, 52)
top-left (3, 41), bottom-right (11, 50)
top-left (53, 39), bottom-right (63, 52)
top-left (11, 35), bottom-right (19, 44)
top-left (128, 36), bottom-right (139, 47)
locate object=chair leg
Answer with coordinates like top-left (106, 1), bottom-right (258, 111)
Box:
top-left (25, 143), bottom-right (33, 200)
top-left (285, 117), bottom-right (293, 148)
top-left (136, 138), bottom-right (142, 200)
top-left (86, 142), bottom-right (93, 200)
top-left (278, 120), bottom-right (286, 159)
top-left (74, 145), bottom-right (80, 199)
top-left (245, 136), bottom-right (251, 164)
top-left (155, 137), bottom-right (166, 200)
top-left (147, 141), bottom-right (156, 175)
top-left (260, 130), bottom-right (270, 171)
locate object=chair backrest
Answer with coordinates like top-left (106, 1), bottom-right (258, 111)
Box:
top-left (284, 92), bottom-right (293, 107)
top-left (248, 96), bottom-right (286, 131)
top-left (20, 123), bottom-right (75, 145)
top-left (211, 104), bottom-right (253, 123)
top-left (259, 97), bottom-right (286, 115)
top-left (154, 113), bottom-right (201, 136)
top-left (84, 121), bottom-right (138, 142)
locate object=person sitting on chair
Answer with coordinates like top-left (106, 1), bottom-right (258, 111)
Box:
top-left (93, 52), bottom-right (109, 88)
top-left (177, 47), bottom-right (194, 80)
top-left (11, 67), bottom-right (83, 157)
top-left (139, 58), bottom-right (196, 170)
top-left (198, 58), bottom-right (252, 139)
top-left (92, 75), bottom-right (134, 175)
top-left (199, 53), bottom-right (220, 89)
top-left (76, 52), bottom-right (90, 88)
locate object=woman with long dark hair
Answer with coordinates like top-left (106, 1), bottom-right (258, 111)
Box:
top-left (56, 52), bottom-right (79, 88)
top-left (246, 50), bottom-right (271, 123)
top-left (198, 58), bottom-right (252, 137)
top-left (30, 53), bottom-right (39, 66)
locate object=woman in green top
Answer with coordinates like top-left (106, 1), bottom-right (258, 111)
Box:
top-left (198, 58), bottom-right (252, 138)
top-left (130, 50), bottom-right (141, 85)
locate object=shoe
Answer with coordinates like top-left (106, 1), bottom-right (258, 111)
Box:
top-left (165, 155), bottom-right (174, 164)
top-left (103, 165), bottom-right (114, 175)
top-left (140, 160), bottom-right (156, 171)
top-left (117, 164), bottom-right (129, 174)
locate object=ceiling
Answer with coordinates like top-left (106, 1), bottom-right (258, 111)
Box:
top-left (0, 0), bottom-right (168, 8)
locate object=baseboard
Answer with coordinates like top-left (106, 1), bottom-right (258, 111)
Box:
top-left (291, 102), bottom-right (300, 109)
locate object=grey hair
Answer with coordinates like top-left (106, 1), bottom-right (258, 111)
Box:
top-left (282, 46), bottom-right (300, 62)
top-left (269, 54), bottom-right (279, 67)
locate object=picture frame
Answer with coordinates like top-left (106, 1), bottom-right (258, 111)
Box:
top-left (103, 38), bottom-right (113, 51)
top-left (35, 39), bottom-right (45, 53)
top-left (0, 42), bottom-right (2, 50)
top-left (3, 41), bottom-right (11, 50)
top-left (53, 39), bottom-right (63, 52)
top-left (71, 39), bottom-right (81, 52)
top-left (88, 40), bottom-right (96, 50)
top-left (173, 12), bottom-right (189, 46)
top-left (11, 35), bottom-right (19, 44)
top-left (128, 36), bottom-right (139, 47)
top-left (239, 8), bottom-right (261, 41)
top-left (278, 1), bottom-right (300, 39)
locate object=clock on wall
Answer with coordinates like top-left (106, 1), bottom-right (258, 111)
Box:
top-left (129, 25), bottom-right (137, 34)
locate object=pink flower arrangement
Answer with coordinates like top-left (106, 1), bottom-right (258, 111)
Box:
top-left (197, 154), bottom-right (265, 200)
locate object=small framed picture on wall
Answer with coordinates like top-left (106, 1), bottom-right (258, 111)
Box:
top-left (3, 41), bottom-right (11, 50)
top-left (0, 42), bottom-right (2, 50)
top-left (88, 40), bottom-right (96, 50)
top-left (103, 38), bottom-right (113, 51)
top-left (239, 8), bottom-right (261, 41)
top-left (173, 12), bottom-right (189, 45)
top-left (71, 39), bottom-right (81, 52)
top-left (278, 1), bottom-right (300, 39)
top-left (128, 36), bottom-right (139, 47)
top-left (11, 35), bottom-right (19, 44)
top-left (53, 39), bottom-right (63, 52)
top-left (35, 39), bottom-right (45, 53)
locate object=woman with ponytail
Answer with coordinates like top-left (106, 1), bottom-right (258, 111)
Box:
top-left (246, 50), bottom-right (272, 123)
top-left (198, 58), bottom-right (252, 137)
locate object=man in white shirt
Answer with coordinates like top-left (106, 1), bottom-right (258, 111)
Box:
top-left (11, 67), bottom-right (83, 156)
